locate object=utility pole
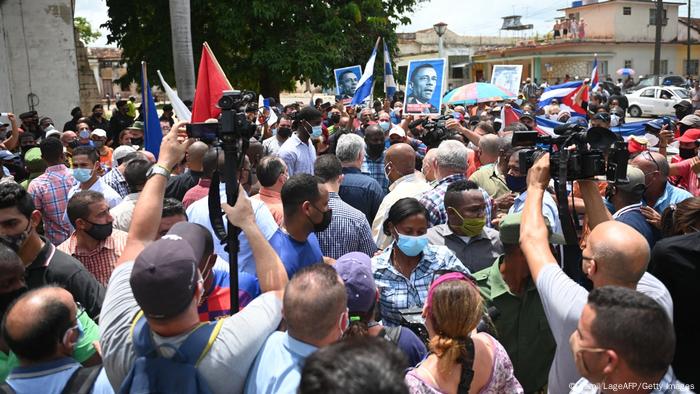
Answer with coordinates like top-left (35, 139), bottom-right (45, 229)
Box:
top-left (688, 0), bottom-right (692, 78)
top-left (653, 0), bottom-right (663, 86)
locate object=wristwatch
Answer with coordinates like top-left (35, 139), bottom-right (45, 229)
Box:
top-left (146, 164), bottom-right (171, 180)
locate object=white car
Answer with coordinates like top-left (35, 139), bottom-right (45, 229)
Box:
top-left (626, 86), bottom-right (691, 117)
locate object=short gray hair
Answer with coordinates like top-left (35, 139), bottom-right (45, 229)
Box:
top-left (436, 140), bottom-right (468, 171)
top-left (478, 134), bottom-right (502, 156)
top-left (336, 133), bottom-right (365, 164)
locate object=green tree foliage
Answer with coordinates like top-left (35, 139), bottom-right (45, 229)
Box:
top-left (74, 16), bottom-right (102, 45)
top-left (103, 0), bottom-right (422, 99)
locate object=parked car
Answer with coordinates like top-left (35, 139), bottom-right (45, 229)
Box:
top-left (626, 86), bottom-right (691, 117)
top-left (628, 75), bottom-right (688, 92)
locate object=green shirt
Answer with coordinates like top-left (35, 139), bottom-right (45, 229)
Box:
top-left (0, 307), bottom-right (99, 382)
top-left (469, 163), bottom-right (510, 199)
top-left (474, 257), bottom-right (555, 393)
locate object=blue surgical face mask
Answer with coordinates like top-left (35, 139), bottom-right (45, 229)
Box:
top-left (311, 125), bottom-right (323, 138)
top-left (73, 168), bottom-right (93, 183)
top-left (395, 232), bottom-right (428, 257)
top-left (505, 174), bottom-right (527, 193)
top-left (379, 121), bottom-right (390, 131)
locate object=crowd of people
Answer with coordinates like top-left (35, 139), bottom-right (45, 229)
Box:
top-left (0, 83), bottom-right (698, 394)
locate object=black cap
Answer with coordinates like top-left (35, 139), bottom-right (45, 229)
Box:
top-left (519, 111), bottom-right (535, 120)
top-left (166, 222), bottom-right (212, 260)
top-left (19, 111), bottom-right (37, 119)
top-left (130, 237), bottom-right (200, 319)
top-left (674, 101), bottom-right (693, 110)
top-left (593, 112), bottom-right (611, 122)
top-left (70, 106), bottom-right (82, 117)
top-left (162, 104), bottom-right (173, 111)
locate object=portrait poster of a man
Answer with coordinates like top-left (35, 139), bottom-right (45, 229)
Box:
top-left (404, 58), bottom-right (445, 114)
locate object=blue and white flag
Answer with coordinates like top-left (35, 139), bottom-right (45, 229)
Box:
top-left (590, 55), bottom-right (599, 91)
top-left (383, 39), bottom-right (397, 100)
top-left (351, 37), bottom-right (381, 106)
top-left (157, 70), bottom-right (191, 122)
top-left (141, 62), bottom-right (162, 158)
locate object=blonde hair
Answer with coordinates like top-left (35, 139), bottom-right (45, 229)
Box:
top-left (427, 280), bottom-right (483, 373)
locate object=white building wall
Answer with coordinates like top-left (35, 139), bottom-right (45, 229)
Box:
top-left (0, 0), bottom-right (80, 123)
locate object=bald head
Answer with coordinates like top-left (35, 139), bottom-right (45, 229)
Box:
top-left (587, 221), bottom-right (650, 286)
top-left (187, 141), bottom-right (209, 168)
top-left (246, 140), bottom-right (264, 167)
top-left (422, 148), bottom-right (439, 182)
top-left (3, 286), bottom-right (76, 362)
top-left (632, 151), bottom-right (669, 177)
top-left (385, 143), bottom-right (417, 182)
top-left (141, 150), bottom-right (156, 163)
top-left (364, 125), bottom-right (383, 138)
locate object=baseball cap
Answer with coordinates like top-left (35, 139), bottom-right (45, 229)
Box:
top-left (389, 126), bottom-right (406, 138)
top-left (91, 129), bottom-right (107, 138)
top-left (499, 212), bottom-right (565, 245)
top-left (166, 222), bottom-right (212, 260)
top-left (113, 145), bottom-right (137, 163)
top-left (19, 111), bottom-right (37, 119)
top-left (592, 112), bottom-right (611, 123)
top-left (128, 121), bottom-right (144, 131)
top-left (615, 166), bottom-right (645, 194)
top-left (678, 128), bottom-right (700, 143)
top-left (627, 136), bottom-right (648, 154)
top-left (674, 101), bottom-right (692, 110)
top-left (130, 237), bottom-right (200, 319)
top-left (679, 114), bottom-right (700, 127)
top-left (519, 111), bottom-right (535, 121)
top-left (45, 129), bottom-right (61, 139)
top-left (333, 252), bottom-right (376, 313)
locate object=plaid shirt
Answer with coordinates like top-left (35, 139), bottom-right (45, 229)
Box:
top-left (570, 367), bottom-right (693, 394)
top-left (419, 174), bottom-right (492, 227)
top-left (102, 167), bottom-right (130, 198)
top-left (57, 229), bottom-right (128, 285)
top-left (27, 165), bottom-right (75, 245)
top-left (372, 244), bottom-right (469, 326)
top-left (316, 192), bottom-right (378, 259)
top-left (361, 151), bottom-right (389, 194)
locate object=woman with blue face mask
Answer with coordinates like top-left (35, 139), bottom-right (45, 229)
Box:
top-left (371, 197), bottom-right (470, 326)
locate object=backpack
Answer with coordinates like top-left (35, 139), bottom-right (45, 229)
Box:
top-left (118, 311), bottom-right (225, 394)
top-left (0, 365), bottom-right (102, 394)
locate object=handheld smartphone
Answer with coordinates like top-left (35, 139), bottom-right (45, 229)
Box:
top-left (662, 116), bottom-right (671, 127)
top-left (186, 122), bottom-right (218, 142)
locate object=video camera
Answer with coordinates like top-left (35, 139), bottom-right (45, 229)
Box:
top-left (411, 115), bottom-right (460, 149)
top-left (512, 123), bottom-right (629, 183)
top-left (204, 90), bottom-right (258, 314)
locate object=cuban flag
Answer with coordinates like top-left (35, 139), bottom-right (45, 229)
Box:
top-left (383, 39), bottom-right (397, 100)
top-left (538, 81), bottom-right (588, 116)
top-left (351, 37), bottom-right (381, 106)
top-left (590, 56), bottom-right (599, 92)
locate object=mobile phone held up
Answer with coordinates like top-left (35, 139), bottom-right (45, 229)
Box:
top-left (186, 122), bottom-right (218, 143)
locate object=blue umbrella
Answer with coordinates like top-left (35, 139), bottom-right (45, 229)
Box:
top-left (616, 68), bottom-right (636, 76)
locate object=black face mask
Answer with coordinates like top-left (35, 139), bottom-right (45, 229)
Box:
top-left (0, 286), bottom-right (28, 318)
top-left (310, 206), bottom-right (333, 233)
top-left (68, 140), bottom-right (79, 149)
top-left (679, 148), bottom-right (697, 160)
top-left (330, 114), bottom-right (341, 124)
top-left (131, 137), bottom-right (144, 146)
top-left (85, 220), bottom-right (113, 241)
top-left (277, 127), bottom-right (292, 138)
top-left (367, 143), bottom-right (385, 158)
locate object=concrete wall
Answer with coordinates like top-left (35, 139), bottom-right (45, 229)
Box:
top-left (0, 0), bottom-right (80, 124)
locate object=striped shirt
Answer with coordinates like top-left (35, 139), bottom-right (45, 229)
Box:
top-left (361, 151), bottom-right (390, 194)
top-left (27, 165), bottom-right (75, 245)
top-left (57, 229), bottom-right (128, 285)
top-left (316, 192), bottom-right (378, 259)
top-left (372, 244), bottom-right (469, 326)
top-left (102, 167), bottom-right (130, 198)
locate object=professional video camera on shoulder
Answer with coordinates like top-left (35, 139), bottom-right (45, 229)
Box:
top-left (512, 122), bottom-right (629, 184)
top-left (411, 114), bottom-right (460, 149)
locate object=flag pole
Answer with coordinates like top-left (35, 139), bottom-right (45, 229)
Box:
top-left (141, 61), bottom-right (150, 140)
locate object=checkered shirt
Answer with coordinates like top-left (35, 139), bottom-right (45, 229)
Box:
top-left (372, 244), bottom-right (469, 326)
top-left (27, 165), bottom-right (75, 245)
top-left (316, 192), bottom-right (378, 259)
top-left (419, 174), bottom-right (493, 227)
top-left (361, 151), bottom-right (389, 194)
top-left (102, 167), bottom-right (130, 198)
top-left (57, 229), bottom-right (128, 286)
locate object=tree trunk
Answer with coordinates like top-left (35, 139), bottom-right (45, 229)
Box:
top-left (169, 0), bottom-right (195, 101)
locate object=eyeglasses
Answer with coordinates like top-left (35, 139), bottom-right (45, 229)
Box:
top-left (643, 151), bottom-right (660, 173)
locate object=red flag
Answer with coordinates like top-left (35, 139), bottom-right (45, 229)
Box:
top-left (192, 42), bottom-right (233, 122)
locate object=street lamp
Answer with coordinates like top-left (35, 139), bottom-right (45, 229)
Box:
top-left (433, 22), bottom-right (448, 60)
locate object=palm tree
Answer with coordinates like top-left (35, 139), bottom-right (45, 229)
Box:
top-left (169, 0), bottom-right (195, 101)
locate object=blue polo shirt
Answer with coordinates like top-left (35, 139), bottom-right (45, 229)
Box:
top-left (268, 229), bottom-right (323, 278)
top-left (613, 203), bottom-right (657, 249)
top-left (339, 167), bottom-right (384, 224)
top-left (6, 357), bottom-right (113, 394)
top-left (244, 332), bottom-right (318, 394)
top-left (649, 181), bottom-right (693, 213)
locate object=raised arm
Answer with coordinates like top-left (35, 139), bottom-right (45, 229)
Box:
top-left (118, 121), bottom-right (192, 265)
top-left (2, 113), bottom-right (19, 151)
top-left (578, 179), bottom-right (612, 230)
top-left (519, 153), bottom-right (557, 282)
top-left (222, 188), bottom-right (288, 299)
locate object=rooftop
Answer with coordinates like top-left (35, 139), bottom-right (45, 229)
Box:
top-left (558, 0), bottom-right (685, 12)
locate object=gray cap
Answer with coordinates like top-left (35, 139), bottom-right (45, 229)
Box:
top-left (679, 114), bottom-right (700, 127)
top-left (615, 166), bottom-right (646, 194)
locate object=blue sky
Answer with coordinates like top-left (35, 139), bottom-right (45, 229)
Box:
top-left (77, 0), bottom-right (695, 47)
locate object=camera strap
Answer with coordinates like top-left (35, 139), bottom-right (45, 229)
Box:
top-left (554, 150), bottom-right (579, 245)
